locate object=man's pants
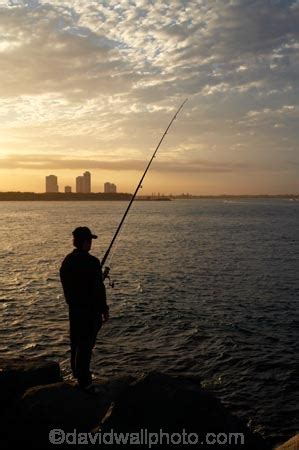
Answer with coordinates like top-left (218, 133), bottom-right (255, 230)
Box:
top-left (69, 306), bottom-right (102, 387)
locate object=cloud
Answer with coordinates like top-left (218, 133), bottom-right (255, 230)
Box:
top-left (0, 153), bottom-right (293, 174)
top-left (1, 0), bottom-right (299, 104)
top-left (0, 3), bottom-right (137, 99)
top-left (0, 0), bottom-right (299, 193)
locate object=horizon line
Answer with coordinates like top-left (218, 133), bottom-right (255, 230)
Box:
top-left (0, 191), bottom-right (299, 198)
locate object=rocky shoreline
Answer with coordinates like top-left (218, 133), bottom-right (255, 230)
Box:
top-left (0, 358), bottom-right (295, 449)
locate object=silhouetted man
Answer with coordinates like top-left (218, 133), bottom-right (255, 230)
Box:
top-left (60, 226), bottom-right (109, 392)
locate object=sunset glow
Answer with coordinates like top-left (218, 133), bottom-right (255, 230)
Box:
top-left (0, 0), bottom-right (298, 194)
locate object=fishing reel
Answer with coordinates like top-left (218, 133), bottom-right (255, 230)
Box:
top-left (103, 266), bottom-right (115, 288)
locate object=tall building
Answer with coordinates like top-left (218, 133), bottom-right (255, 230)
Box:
top-left (45, 175), bottom-right (59, 193)
top-left (83, 171), bottom-right (91, 193)
top-left (76, 171), bottom-right (91, 193)
top-left (65, 186), bottom-right (72, 193)
top-left (76, 176), bottom-right (84, 193)
top-left (104, 182), bottom-right (117, 194)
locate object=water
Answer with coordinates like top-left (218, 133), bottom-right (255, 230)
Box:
top-left (0, 199), bottom-right (298, 444)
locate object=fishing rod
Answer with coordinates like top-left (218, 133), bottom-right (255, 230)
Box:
top-left (101, 98), bottom-right (188, 281)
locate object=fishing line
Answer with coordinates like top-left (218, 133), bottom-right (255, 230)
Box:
top-left (101, 99), bottom-right (188, 283)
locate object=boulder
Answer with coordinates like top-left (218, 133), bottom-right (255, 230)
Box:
top-left (0, 364), bottom-right (271, 449)
top-left (0, 357), bottom-right (61, 413)
top-left (276, 434), bottom-right (299, 450)
top-left (101, 372), bottom-right (270, 449)
top-left (3, 382), bottom-right (109, 447)
top-left (1, 375), bottom-right (132, 448)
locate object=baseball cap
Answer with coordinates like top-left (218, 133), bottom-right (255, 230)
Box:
top-left (72, 226), bottom-right (98, 240)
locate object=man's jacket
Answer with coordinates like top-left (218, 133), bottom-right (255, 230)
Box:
top-left (60, 249), bottom-right (108, 313)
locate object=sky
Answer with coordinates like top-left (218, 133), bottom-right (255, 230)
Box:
top-left (0, 0), bottom-right (298, 195)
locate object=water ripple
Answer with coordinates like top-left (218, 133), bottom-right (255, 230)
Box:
top-left (0, 199), bottom-right (298, 445)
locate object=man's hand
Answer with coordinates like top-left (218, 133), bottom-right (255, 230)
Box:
top-left (103, 266), bottom-right (110, 280)
top-left (102, 311), bottom-right (109, 323)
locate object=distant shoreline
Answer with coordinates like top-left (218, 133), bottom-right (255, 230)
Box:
top-left (0, 192), bottom-right (298, 201)
top-left (0, 192), bottom-right (170, 201)
top-left (0, 192), bottom-right (133, 201)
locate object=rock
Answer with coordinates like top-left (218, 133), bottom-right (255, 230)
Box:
top-left (3, 382), bottom-right (109, 447)
top-left (1, 375), bottom-right (132, 448)
top-left (0, 364), bottom-right (271, 449)
top-left (101, 372), bottom-right (270, 449)
top-left (276, 434), bottom-right (299, 449)
top-left (0, 357), bottom-right (61, 413)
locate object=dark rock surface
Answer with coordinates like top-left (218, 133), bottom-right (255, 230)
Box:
top-left (276, 434), bottom-right (299, 450)
top-left (101, 372), bottom-right (270, 449)
top-left (0, 359), bottom-right (273, 449)
top-left (2, 382), bottom-right (109, 448)
top-left (0, 357), bottom-right (61, 414)
top-left (0, 372), bottom-right (132, 448)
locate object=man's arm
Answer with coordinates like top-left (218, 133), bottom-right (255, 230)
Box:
top-left (100, 277), bottom-right (109, 322)
top-left (96, 257), bottom-right (110, 321)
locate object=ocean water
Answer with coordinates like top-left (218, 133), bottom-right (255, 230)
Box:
top-left (0, 199), bottom-right (298, 444)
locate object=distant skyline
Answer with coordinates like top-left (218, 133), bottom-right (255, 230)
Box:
top-left (0, 1), bottom-right (299, 195)
top-left (44, 171), bottom-right (118, 194)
